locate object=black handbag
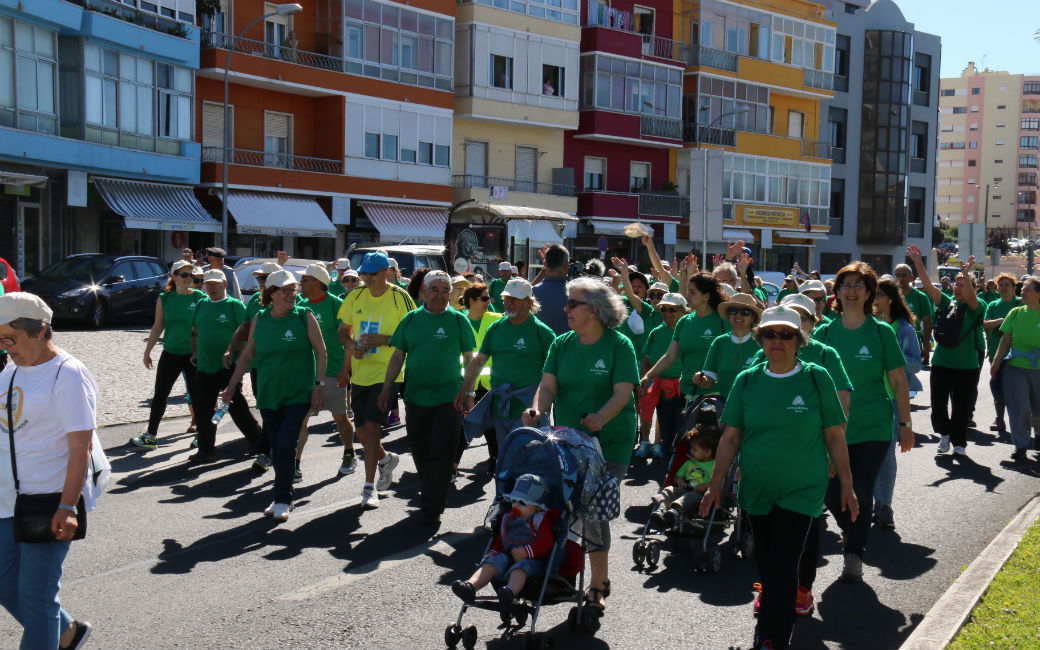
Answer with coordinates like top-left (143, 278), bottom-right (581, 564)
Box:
top-left (6, 369), bottom-right (87, 543)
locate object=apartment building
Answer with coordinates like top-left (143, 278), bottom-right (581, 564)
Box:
top-left (198, 0), bottom-right (455, 258)
top-left (0, 0), bottom-right (204, 276)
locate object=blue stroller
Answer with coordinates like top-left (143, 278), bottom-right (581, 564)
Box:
top-left (444, 426), bottom-right (616, 650)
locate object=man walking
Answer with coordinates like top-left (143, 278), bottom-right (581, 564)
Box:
top-left (532, 244), bottom-right (570, 335)
top-left (489, 262), bottom-right (511, 313)
top-left (205, 247), bottom-right (242, 301)
top-left (894, 263), bottom-right (934, 365)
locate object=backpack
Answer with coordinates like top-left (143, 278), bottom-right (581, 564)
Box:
top-left (933, 300), bottom-right (982, 348)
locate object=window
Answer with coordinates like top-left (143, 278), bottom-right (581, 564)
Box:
top-left (952, 107), bottom-right (967, 114)
top-left (996, 123), bottom-right (1005, 127)
top-left (969, 141), bottom-right (977, 149)
top-left (1021, 155), bottom-right (1039, 168)
top-left (381, 133), bottom-right (398, 161)
top-left (490, 54), bottom-right (513, 89)
top-left (969, 124), bottom-right (978, 131)
top-left (722, 155), bottom-right (830, 218)
top-left (1021, 136), bottom-right (1039, 149)
top-left (971, 87), bottom-right (980, 95)
top-left (418, 141), bottom-right (433, 165)
top-left (630, 161), bottom-right (650, 191)
top-left (829, 107), bottom-right (847, 150)
top-left (401, 148), bottom-right (416, 163)
top-left (1025, 81), bottom-right (1040, 94)
top-left (464, 140), bottom-right (487, 179)
top-left (434, 144), bottom-right (449, 167)
top-left (2, 19), bottom-right (57, 133)
top-left (516, 146), bottom-right (538, 191)
top-left (584, 157), bottom-right (605, 190)
top-left (477, 0), bottom-right (578, 25)
top-left (688, 74), bottom-right (768, 132)
top-left (264, 2), bottom-right (291, 59)
top-left (968, 160), bottom-right (976, 166)
top-left (542, 64), bottom-right (564, 97)
top-left (263, 111), bottom-right (291, 167)
top-left (787, 110), bottom-right (804, 139)
top-left (201, 102), bottom-right (230, 148)
top-left (997, 105), bottom-right (1006, 109)
top-left (1022, 118), bottom-right (1040, 130)
top-left (581, 54), bottom-right (682, 120)
top-left (994, 159), bottom-right (1002, 164)
top-left (970, 105), bottom-right (979, 112)
top-left (156, 63), bottom-right (192, 142)
top-left (1019, 173), bottom-right (1037, 186)
top-left (910, 120), bottom-right (927, 159)
top-left (913, 53), bottom-right (930, 92)
top-left (364, 132), bottom-right (380, 158)
top-left (940, 88), bottom-right (955, 96)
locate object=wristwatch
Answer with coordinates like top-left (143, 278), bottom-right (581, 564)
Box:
top-left (316, 379), bottom-right (326, 387)
top-left (57, 504), bottom-right (77, 513)
top-left (899, 421), bottom-right (911, 428)
top-left (465, 391), bottom-right (477, 397)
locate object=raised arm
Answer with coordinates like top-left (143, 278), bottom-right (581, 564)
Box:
top-left (642, 234), bottom-right (674, 285)
top-left (907, 245), bottom-right (941, 306)
top-left (611, 257), bottom-right (642, 315)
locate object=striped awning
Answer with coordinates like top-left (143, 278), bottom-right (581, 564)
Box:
top-left (360, 202), bottom-right (447, 243)
top-left (94, 177), bottom-right (221, 232)
top-left (223, 191), bottom-right (336, 238)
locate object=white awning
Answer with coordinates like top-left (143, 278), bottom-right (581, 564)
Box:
top-left (360, 202), bottom-right (448, 243)
top-left (223, 191), bottom-right (336, 238)
top-left (589, 219), bottom-right (629, 236)
top-left (0, 170), bottom-right (47, 186)
top-left (508, 219), bottom-right (563, 245)
top-left (94, 177), bottom-right (221, 232)
top-left (774, 230), bottom-right (830, 241)
top-left (722, 228), bottom-right (756, 240)
top-left (454, 203), bottom-right (577, 222)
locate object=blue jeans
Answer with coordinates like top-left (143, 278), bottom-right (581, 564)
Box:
top-left (0, 517), bottom-right (74, 650)
top-left (1003, 365), bottom-right (1040, 451)
top-left (874, 404), bottom-right (899, 507)
top-left (260, 403), bottom-right (310, 504)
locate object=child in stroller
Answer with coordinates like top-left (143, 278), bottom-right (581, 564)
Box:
top-left (452, 474), bottom-right (560, 614)
top-left (648, 424), bottom-right (721, 531)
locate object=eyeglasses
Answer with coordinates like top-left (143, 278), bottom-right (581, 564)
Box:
top-left (192, 278), bottom-right (203, 284)
top-left (658, 307), bottom-right (681, 314)
top-left (809, 296), bottom-right (826, 303)
top-left (476, 295), bottom-right (490, 302)
top-left (344, 278), bottom-right (359, 283)
top-left (276, 286), bottom-right (298, 294)
top-left (566, 299), bottom-right (587, 310)
top-left (648, 293), bottom-right (665, 300)
top-left (728, 307), bottom-right (754, 316)
top-left (761, 329), bottom-right (797, 341)
top-left (840, 282), bottom-right (866, 292)
top-left (175, 272), bottom-right (192, 279)
top-left (256, 274), bottom-right (269, 282)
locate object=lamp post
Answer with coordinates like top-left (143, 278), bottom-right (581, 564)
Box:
top-left (221, 3), bottom-right (303, 251)
top-left (968, 179), bottom-right (997, 275)
top-left (699, 107), bottom-right (749, 267)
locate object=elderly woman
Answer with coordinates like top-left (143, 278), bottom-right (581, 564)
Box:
top-left (990, 276), bottom-right (1040, 461)
top-left (637, 292), bottom-right (688, 454)
top-left (449, 276), bottom-right (471, 311)
top-left (812, 261), bottom-right (912, 582)
top-left (983, 273), bottom-right (1023, 433)
top-left (132, 259), bottom-right (206, 450)
top-left (380, 271), bottom-right (476, 525)
top-left (0, 293), bottom-right (99, 650)
top-left (521, 277), bottom-right (638, 612)
top-left (222, 270), bottom-right (326, 522)
top-left (701, 306), bottom-right (855, 650)
top-left (693, 293), bottom-right (762, 399)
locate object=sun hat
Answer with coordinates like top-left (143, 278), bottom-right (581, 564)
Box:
top-left (504, 474), bottom-right (549, 509)
top-left (170, 260), bottom-right (193, 275)
top-left (387, 258), bottom-right (399, 269)
top-left (252, 262), bottom-right (282, 275)
top-left (0, 292), bottom-right (53, 325)
top-left (335, 258), bottom-right (350, 270)
top-left (500, 278), bottom-right (533, 300)
top-left (265, 269), bottom-right (298, 288)
top-left (202, 269), bottom-right (226, 283)
top-left (757, 305), bottom-right (808, 345)
top-left (799, 279), bottom-right (827, 294)
top-left (510, 266), bottom-right (518, 274)
top-left (718, 293), bottom-right (762, 323)
top-left (649, 282), bottom-right (669, 294)
top-left (451, 275), bottom-right (471, 287)
top-left (658, 292), bottom-right (688, 311)
top-left (358, 251), bottom-right (390, 274)
top-left (780, 293), bottom-right (817, 319)
top-left (498, 261), bottom-right (512, 271)
top-left (303, 262), bottom-right (331, 286)
top-left (344, 269), bottom-right (359, 278)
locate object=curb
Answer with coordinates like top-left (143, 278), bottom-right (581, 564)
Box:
top-left (899, 494), bottom-right (1040, 650)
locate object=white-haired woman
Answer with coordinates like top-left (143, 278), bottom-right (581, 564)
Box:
top-left (522, 277), bottom-right (638, 612)
top-left (637, 292), bottom-right (688, 453)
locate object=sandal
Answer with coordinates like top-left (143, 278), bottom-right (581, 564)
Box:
top-left (602, 579), bottom-right (611, 598)
top-left (583, 587), bottom-right (607, 611)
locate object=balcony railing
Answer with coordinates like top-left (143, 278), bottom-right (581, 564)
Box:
top-left (202, 146), bottom-right (343, 174)
top-left (801, 139), bottom-right (831, 159)
top-left (202, 32), bottom-right (345, 71)
top-left (803, 68), bottom-right (834, 91)
top-left (686, 46), bottom-right (738, 73)
top-left (910, 156), bottom-right (927, 174)
top-left (639, 115), bottom-right (682, 140)
top-left (683, 124), bottom-right (736, 146)
top-left (76, 0), bottom-right (190, 38)
top-left (831, 146), bottom-right (846, 164)
top-left (452, 175), bottom-right (575, 197)
top-left (637, 193), bottom-right (688, 218)
top-left (834, 74), bottom-right (849, 93)
top-left (912, 90), bottom-right (930, 107)
top-left (639, 34), bottom-right (689, 62)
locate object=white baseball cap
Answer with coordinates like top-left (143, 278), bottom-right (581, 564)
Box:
top-left (0, 292), bottom-right (53, 325)
top-left (170, 260), bottom-right (193, 275)
top-left (303, 262), bottom-right (332, 286)
top-left (191, 266), bottom-right (204, 277)
top-left (252, 262), bottom-right (282, 275)
top-left (649, 282), bottom-right (669, 294)
top-left (799, 279), bottom-right (827, 294)
top-left (335, 258), bottom-right (350, 270)
top-left (387, 258), bottom-right (399, 269)
top-left (498, 261), bottom-right (512, 271)
top-left (758, 306), bottom-right (808, 345)
top-left (500, 278), bottom-right (533, 300)
top-left (510, 266), bottom-right (518, 274)
top-left (780, 293), bottom-right (816, 319)
top-left (203, 269), bottom-right (226, 283)
top-left (344, 269), bottom-right (359, 278)
top-left (265, 270), bottom-right (298, 288)
top-left (658, 292), bottom-right (688, 310)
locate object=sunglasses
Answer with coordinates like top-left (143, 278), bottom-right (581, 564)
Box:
top-left (809, 296), bottom-right (826, 303)
top-left (761, 329), bottom-right (798, 341)
top-left (192, 278), bottom-right (203, 284)
top-left (344, 277), bottom-right (359, 283)
top-left (728, 307), bottom-right (754, 316)
top-left (174, 272), bottom-right (192, 279)
top-left (658, 306), bottom-right (681, 314)
top-left (648, 293), bottom-right (666, 300)
top-left (566, 299), bottom-right (587, 310)
top-left (476, 295), bottom-right (490, 302)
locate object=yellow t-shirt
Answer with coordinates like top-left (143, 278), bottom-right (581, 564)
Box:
top-left (337, 284), bottom-right (416, 386)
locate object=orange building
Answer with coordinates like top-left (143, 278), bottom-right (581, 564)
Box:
top-left (196, 0), bottom-right (455, 258)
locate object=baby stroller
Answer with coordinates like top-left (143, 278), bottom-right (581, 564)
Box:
top-left (632, 394), bottom-right (753, 573)
top-left (445, 426), bottom-right (616, 650)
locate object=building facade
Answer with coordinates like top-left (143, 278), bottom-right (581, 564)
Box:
top-left (0, 0), bottom-right (205, 276)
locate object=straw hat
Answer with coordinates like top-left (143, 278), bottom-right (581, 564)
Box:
top-left (718, 293), bottom-right (762, 324)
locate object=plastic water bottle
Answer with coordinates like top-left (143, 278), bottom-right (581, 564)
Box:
top-left (211, 400), bottom-right (230, 425)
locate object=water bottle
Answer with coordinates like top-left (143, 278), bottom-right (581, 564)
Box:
top-left (211, 399), bottom-right (230, 425)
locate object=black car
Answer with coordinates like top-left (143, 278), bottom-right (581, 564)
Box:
top-left (22, 254), bottom-right (168, 328)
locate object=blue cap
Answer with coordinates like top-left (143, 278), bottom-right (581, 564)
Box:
top-left (358, 251), bottom-right (390, 274)
top-left (742, 246), bottom-right (753, 258)
top-left (504, 474), bottom-right (549, 509)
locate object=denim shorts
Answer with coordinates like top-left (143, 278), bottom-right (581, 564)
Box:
top-left (482, 551), bottom-right (548, 579)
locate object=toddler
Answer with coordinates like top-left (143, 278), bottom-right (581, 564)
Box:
top-left (649, 425), bottom-right (720, 530)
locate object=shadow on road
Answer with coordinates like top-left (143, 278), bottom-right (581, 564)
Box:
top-left (931, 455), bottom-right (1004, 492)
top-left (795, 580), bottom-right (922, 650)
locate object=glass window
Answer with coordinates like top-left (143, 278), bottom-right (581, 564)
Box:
top-left (382, 134), bottom-right (398, 160)
top-left (401, 148), bottom-right (416, 163)
top-left (490, 54), bottom-right (512, 89)
top-left (418, 141), bottom-right (433, 164)
top-left (435, 144), bottom-right (449, 166)
top-left (365, 132), bottom-right (380, 158)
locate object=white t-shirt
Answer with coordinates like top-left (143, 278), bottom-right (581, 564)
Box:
top-left (0, 349), bottom-right (99, 518)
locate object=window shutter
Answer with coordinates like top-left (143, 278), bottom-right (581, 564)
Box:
top-left (585, 157), bottom-right (604, 175)
top-left (264, 112), bottom-right (290, 140)
top-left (516, 146), bottom-right (537, 183)
top-left (465, 141), bottom-right (487, 178)
top-left (202, 102), bottom-right (227, 147)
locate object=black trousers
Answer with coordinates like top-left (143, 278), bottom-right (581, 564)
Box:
top-left (148, 351), bottom-right (196, 437)
top-left (194, 367), bottom-right (260, 454)
top-left (797, 516), bottom-right (823, 590)
top-left (968, 349), bottom-right (984, 418)
top-left (825, 440), bottom-right (889, 558)
top-left (749, 505), bottom-right (813, 650)
top-left (250, 368), bottom-right (270, 456)
top-left (930, 364), bottom-right (978, 448)
top-left (406, 402), bottom-right (462, 516)
top-left (656, 395), bottom-right (685, 452)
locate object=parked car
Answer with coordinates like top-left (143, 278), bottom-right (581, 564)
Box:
top-left (348, 245), bottom-right (447, 280)
top-left (21, 254), bottom-right (167, 328)
top-left (936, 241), bottom-right (958, 253)
top-left (234, 258), bottom-right (326, 297)
top-left (0, 256), bottom-right (20, 293)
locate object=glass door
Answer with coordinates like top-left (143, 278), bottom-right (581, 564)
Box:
top-left (17, 203), bottom-right (42, 277)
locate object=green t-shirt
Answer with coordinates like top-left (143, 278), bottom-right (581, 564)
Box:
top-left (245, 292), bottom-right (264, 322)
top-left (616, 297), bottom-right (660, 363)
top-left (669, 277), bottom-right (681, 293)
top-left (931, 294), bottom-right (985, 370)
top-left (672, 311), bottom-right (731, 396)
top-left (749, 338), bottom-right (853, 392)
top-left (642, 323), bottom-right (680, 379)
top-left (252, 306), bottom-right (315, 410)
top-left (985, 297), bottom-right (1023, 361)
top-left (543, 329), bottom-right (639, 465)
top-left (479, 314), bottom-right (556, 418)
top-left (328, 279), bottom-right (346, 298)
top-left (979, 290), bottom-right (1000, 304)
top-left (489, 278), bottom-right (507, 313)
top-left (1000, 306), bottom-right (1040, 369)
top-left (390, 307), bottom-right (476, 407)
top-left (941, 289), bottom-right (954, 299)
top-left (191, 297), bottom-right (246, 373)
top-left (812, 315), bottom-right (905, 444)
top-left (753, 287), bottom-right (768, 305)
top-left (304, 293), bottom-right (345, 377)
top-left (701, 333), bottom-right (762, 399)
top-left (724, 363), bottom-right (846, 517)
top-left (902, 288), bottom-right (932, 334)
top-left (777, 288), bottom-right (797, 303)
top-left (677, 458), bottom-right (714, 485)
top-left (160, 290), bottom-right (206, 355)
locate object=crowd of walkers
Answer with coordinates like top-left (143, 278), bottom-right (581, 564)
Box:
top-left (2, 238), bottom-right (1039, 649)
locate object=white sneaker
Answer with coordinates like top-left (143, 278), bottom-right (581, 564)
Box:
top-left (272, 502), bottom-right (293, 521)
top-left (361, 486), bottom-right (379, 509)
top-left (938, 435), bottom-right (951, 454)
top-left (953, 445), bottom-right (967, 456)
top-left (376, 452), bottom-right (400, 491)
top-left (263, 502), bottom-right (277, 517)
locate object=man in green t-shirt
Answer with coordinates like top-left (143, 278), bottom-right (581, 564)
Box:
top-left (294, 263), bottom-right (356, 480)
top-left (189, 269), bottom-right (260, 463)
top-left (893, 263), bottom-right (934, 366)
top-left (327, 259), bottom-right (351, 297)
top-left (381, 271), bottom-right (476, 525)
top-left (489, 262), bottom-right (512, 313)
top-left (983, 275), bottom-right (1023, 433)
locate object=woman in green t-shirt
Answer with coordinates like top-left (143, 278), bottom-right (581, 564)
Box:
top-left (990, 276), bottom-right (1040, 461)
top-left (522, 277), bottom-right (638, 614)
top-left (636, 292), bottom-right (688, 454)
top-left (983, 273), bottom-right (1023, 433)
top-left (701, 306), bottom-right (854, 650)
top-left (693, 293), bottom-right (762, 399)
top-left (223, 270), bottom-right (327, 522)
top-left (131, 260), bottom-right (206, 450)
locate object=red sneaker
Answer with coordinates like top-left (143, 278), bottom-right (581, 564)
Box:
top-left (795, 585), bottom-right (815, 615)
top-left (752, 582), bottom-right (763, 615)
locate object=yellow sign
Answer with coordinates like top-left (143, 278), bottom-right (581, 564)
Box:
top-left (741, 206), bottom-right (798, 227)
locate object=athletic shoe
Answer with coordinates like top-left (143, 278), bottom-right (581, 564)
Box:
top-left (263, 502), bottom-right (277, 517)
top-left (937, 435), bottom-right (951, 454)
top-left (186, 422), bottom-right (197, 433)
top-left (953, 446), bottom-right (967, 456)
top-left (272, 502), bottom-right (293, 521)
top-left (294, 459), bottom-right (303, 483)
top-left (452, 580), bottom-right (476, 603)
top-left (649, 508), bottom-right (668, 532)
top-left (60, 620), bottom-right (92, 650)
top-left (386, 412), bottom-right (401, 427)
top-left (252, 454), bottom-right (272, 472)
top-left (338, 452), bottom-right (358, 476)
top-left (752, 582), bottom-right (763, 615)
top-left (496, 585), bottom-right (516, 614)
top-left (376, 452), bottom-right (400, 491)
top-left (361, 486), bottom-right (379, 509)
top-left (187, 451), bottom-right (217, 464)
top-left (873, 504), bottom-right (895, 529)
top-left (190, 435), bottom-right (199, 449)
top-left (839, 554), bottom-right (863, 582)
top-left (795, 586), bottom-right (815, 615)
top-left (649, 443), bottom-right (664, 458)
top-left (634, 440), bottom-right (651, 458)
top-left (450, 468), bottom-right (460, 485)
top-left (129, 433), bottom-right (157, 449)
top-left (1011, 448), bottom-right (1028, 461)
top-left (967, 419), bottom-right (977, 428)
top-left (991, 418), bottom-right (1006, 432)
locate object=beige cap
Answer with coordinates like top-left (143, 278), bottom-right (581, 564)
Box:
top-left (335, 258), bottom-right (350, 270)
top-left (387, 258), bottom-right (399, 269)
top-left (757, 306), bottom-right (808, 345)
top-left (265, 269), bottom-right (298, 288)
top-left (500, 278), bottom-right (533, 300)
top-left (720, 283), bottom-right (737, 298)
top-left (451, 275), bottom-right (471, 286)
top-left (303, 263), bottom-right (331, 286)
top-left (344, 269), bottom-right (359, 278)
top-left (170, 260), bottom-right (193, 274)
top-left (191, 266), bottom-right (205, 276)
top-left (0, 292), bottom-right (53, 325)
top-left (203, 269), bottom-right (226, 283)
top-left (649, 282), bottom-right (669, 294)
top-left (799, 279), bottom-right (827, 294)
top-left (498, 261), bottom-right (512, 271)
top-left (252, 262), bottom-right (283, 275)
top-left (780, 293), bottom-right (816, 319)
top-left (658, 292), bottom-right (688, 310)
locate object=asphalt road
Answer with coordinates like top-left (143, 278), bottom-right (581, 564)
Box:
top-left (2, 361), bottom-right (1038, 650)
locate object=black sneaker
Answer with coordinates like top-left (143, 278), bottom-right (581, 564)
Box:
top-left (187, 451), bottom-right (217, 464)
top-left (294, 459), bottom-right (303, 483)
top-left (452, 580), bottom-right (476, 603)
top-left (649, 508), bottom-right (668, 532)
top-left (496, 585), bottom-right (516, 614)
top-left (60, 620), bottom-right (92, 650)
top-left (1011, 448), bottom-right (1028, 462)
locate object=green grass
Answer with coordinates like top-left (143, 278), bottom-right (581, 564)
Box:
top-left (947, 519), bottom-right (1040, 650)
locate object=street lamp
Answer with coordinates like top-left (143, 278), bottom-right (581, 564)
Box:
top-left (699, 107), bottom-right (749, 266)
top-left (221, 3), bottom-right (303, 251)
top-left (968, 179), bottom-right (997, 274)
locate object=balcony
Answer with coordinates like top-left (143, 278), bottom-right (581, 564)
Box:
top-left (202, 32), bottom-right (344, 71)
top-left (831, 147), bottom-right (846, 164)
top-left (683, 124), bottom-right (736, 146)
top-left (803, 68), bottom-right (834, 91)
top-left (581, 24), bottom-right (687, 65)
top-left (640, 116), bottom-right (682, 140)
top-left (801, 139), bottom-right (832, 159)
top-left (637, 193), bottom-right (688, 218)
top-left (686, 46), bottom-right (739, 73)
top-left (452, 175), bottom-right (575, 197)
top-left (75, 0), bottom-right (191, 39)
top-left (202, 147), bottom-right (343, 174)
top-left (911, 157), bottom-right (927, 173)
top-left (834, 74), bottom-right (849, 93)
top-left (912, 90), bottom-right (930, 107)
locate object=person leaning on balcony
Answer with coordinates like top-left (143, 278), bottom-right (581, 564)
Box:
top-left (282, 30), bottom-right (299, 61)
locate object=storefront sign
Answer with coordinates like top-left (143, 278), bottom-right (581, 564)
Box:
top-left (4, 185), bottom-right (29, 197)
top-left (741, 206), bottom-right (798, 227)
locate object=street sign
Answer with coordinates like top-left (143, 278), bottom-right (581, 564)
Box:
top-left (597, 235), bottom-right (608, 252)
